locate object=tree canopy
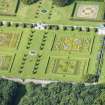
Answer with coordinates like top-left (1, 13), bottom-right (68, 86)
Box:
top-left (0, 79), bottom-right (25, 105)
top-left (52, 0), bottom-right (71, 7)
top-left (21, 0), bottom-right (38, 5)
top-left (0, 79), bottom-right (105, 105)
top-left (19, 83), bottom-right (105, 105)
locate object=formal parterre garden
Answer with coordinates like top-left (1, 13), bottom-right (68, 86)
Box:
top-left (0, 0), bottom-right (105, 26)
top-left (0, 0), bottom-right (19, 16)
top-left (0, 0), bottom-right (105, 83)
top-left (0, 26), bottom-right (104, 83)
top-left (71, 1), bottom-right (105, 21)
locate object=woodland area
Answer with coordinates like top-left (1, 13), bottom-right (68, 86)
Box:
top-left (0, 79), bottom-right (105, 105)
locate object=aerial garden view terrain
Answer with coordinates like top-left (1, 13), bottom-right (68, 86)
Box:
top-left (1, 0), bottom-right (105, 105)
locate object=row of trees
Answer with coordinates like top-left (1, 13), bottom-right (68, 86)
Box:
top-left (21, 0), bottom-right (72, 6)
top-left (21, 0), bottom-right (102, 6)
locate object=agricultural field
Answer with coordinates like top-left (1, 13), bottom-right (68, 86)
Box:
top-left (0, 26), bottom-right (103, 82)
top-left (0, 0), bottom-right (105, 26)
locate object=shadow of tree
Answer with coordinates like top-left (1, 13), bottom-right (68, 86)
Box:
top-left (11, 84), bottom-right (26, 105)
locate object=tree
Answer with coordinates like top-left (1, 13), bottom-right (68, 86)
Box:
top-left (52, 0), bottom-right (71, 7)
top-left (93, 91), bottom-right (105, 105)
top-left (18, 96), bottom-right (32, 105)
top-left (0, 79), bottom-right (25, 105)
top-left (8, 82), bottom-right (105, 105)
top-left (0, 21), bottom-right (3, 26)
top-left (21, 0), bottom-right (38, 5)
top-left (85, 74), bottom-right (97, 83)
top-left (77, 98), bottom-right (84, 105)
